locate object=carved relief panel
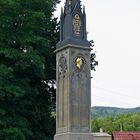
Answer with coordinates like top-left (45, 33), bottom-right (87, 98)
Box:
top-left (58, 56), bottom-right (67, 76)
top-left (56, 50), bottom-right (69, 133)
top-left (70, 48), bottom-right (90, 132)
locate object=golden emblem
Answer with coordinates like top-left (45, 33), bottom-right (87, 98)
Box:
top-left (75, 57), bottom-right (83, 69)
top-left (74, 14), bottom-right (80, 20)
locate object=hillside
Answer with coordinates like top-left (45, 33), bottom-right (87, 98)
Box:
top-left (91, 106), bottom-right (140, 118)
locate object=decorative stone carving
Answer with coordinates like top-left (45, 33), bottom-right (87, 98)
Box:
top-left (57, 54), bottom-right (68, 132)
top-left (58, 56), bottom-right (67, 75)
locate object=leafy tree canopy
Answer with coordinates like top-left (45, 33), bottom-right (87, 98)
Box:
top-left (0, 0), bottom-right (59, 139)
top-left (92, 113), bottom-right (140, 134)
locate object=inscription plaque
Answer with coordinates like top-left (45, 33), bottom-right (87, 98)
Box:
top-left (73, 14), bottom-right (81, 37)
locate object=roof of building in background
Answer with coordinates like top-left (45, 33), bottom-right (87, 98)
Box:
top-left (112, 132), bottom-right (140, 140)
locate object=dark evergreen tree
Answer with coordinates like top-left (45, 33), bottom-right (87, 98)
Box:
top-left (0, 0), bottom-right (59, 139)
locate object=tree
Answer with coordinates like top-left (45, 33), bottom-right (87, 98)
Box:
top-left (91, 113), bottom-right (140, 134)
top-left (90, 40), bottom-right (98, 71)
top-left (0, 0), bottom-right (59, 139)
top-left (91, 118), bottom-right (101, 132)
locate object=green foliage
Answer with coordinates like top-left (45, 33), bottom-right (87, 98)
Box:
top-left (90, 40), bottom-right (98, 71)
top-left (91, 106), bottom-right (140, 118)
top-left (91, 113), bottom-right (140, 134)
top-left (0, 0), bottom-right (59, 139)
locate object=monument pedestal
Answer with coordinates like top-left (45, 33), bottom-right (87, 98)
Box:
top-left (54, 132), bottom-right (93, 140)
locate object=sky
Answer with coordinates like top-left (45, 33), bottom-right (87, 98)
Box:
top-left (55, 0), bottom-right (140, 108)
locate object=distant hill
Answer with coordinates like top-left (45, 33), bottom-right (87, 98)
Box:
top-left (91, 106), bottom-right (140, 119)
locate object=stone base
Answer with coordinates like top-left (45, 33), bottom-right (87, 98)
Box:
top-left (54, 132), bottom-right (94, 140)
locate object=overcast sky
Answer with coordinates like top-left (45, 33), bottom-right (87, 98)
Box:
top-left (55, 0), bottom-right (140, 108)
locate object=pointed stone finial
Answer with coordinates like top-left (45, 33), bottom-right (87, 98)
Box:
top-left (83, 5), bottom-right (85, 14)
top-left (61, 7), bottom-right (63, 13)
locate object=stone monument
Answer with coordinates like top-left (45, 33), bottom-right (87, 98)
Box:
top-left (54, 0), bottom-right (93, 140)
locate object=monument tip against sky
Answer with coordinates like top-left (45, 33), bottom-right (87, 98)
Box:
top-left (54, 0), bottom-right (93, 139)
top-left (57, 0), bottom-right (90, 48)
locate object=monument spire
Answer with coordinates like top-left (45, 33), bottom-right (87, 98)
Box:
top-left (58, 0), bottom-right (90, 48)
top-left (54, 0), bottom-right (93, 140)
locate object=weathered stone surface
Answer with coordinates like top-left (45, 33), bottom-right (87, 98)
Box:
top-left (55, 44), bottom-right (91, 135)
top-left (54, 0), bottom-right (92, 139)
top-left (54, 132), bottom-right (93, 140)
